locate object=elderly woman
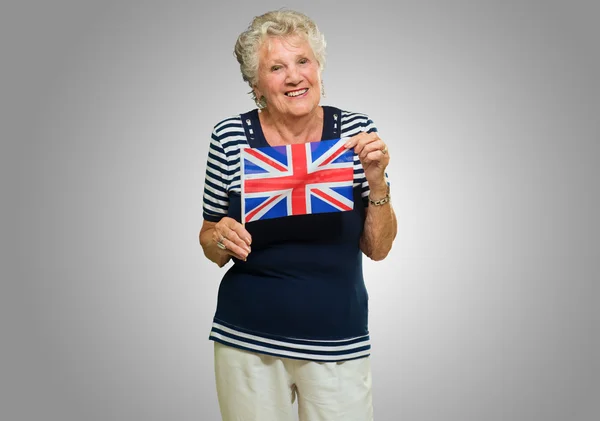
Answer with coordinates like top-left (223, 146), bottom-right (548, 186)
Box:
top-left (199, 9), bottom-right (396, 421)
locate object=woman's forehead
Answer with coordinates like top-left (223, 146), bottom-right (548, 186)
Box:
top-left (260, 35), bottom-right (311, 58)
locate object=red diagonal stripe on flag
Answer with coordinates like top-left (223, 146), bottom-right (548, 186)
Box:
top-left (318, 144), bottom-right (349, 167)
top-left (312, 189), bottom-right (353, 211)
top-left (245, 194), bottom-right (283, 222)
top-left (244, 148), bottom-right (287, 172)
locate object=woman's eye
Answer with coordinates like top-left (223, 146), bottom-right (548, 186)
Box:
top-left (299, 58), bottom-right (308, 64)
top-left (271, 65), bottom-right (282, 71)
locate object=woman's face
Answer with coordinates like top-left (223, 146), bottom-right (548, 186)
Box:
top-left (254, 35), bottom-right (321, 119)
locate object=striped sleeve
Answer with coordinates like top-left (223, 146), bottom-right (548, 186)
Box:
top-left (340, 111), bottom-right (390, 206)
top-left (202, 117), bottom-right (235, 221)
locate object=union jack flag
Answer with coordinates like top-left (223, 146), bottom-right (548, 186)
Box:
top-left (241, 138), bottom-right (355, 223)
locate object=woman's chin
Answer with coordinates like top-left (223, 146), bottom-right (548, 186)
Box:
top-left (283, 101), bottom-right (319, 117)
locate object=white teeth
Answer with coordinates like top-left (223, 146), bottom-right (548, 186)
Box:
top-left (286, 88), bottom-right (308, 97)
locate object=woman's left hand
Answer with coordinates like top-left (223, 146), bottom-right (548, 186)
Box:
top-left (344, 132), bottom-right (390, 188)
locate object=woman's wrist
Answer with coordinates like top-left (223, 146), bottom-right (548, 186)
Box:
top-left (368, 184), bottom-right (390, 206)
top-left (368, 178), bottom-right (388, 199)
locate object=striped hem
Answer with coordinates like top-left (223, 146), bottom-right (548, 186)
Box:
top-left (208, 321), bottom-right (371, 362)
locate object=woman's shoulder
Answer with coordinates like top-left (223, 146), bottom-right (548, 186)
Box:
top-left (329, 107), bottom-right (376, 134)
top-left (211, 113), bottom-right (244, 136)
top-left (211, 108), bottom-right (261, 137)
top-left (208, 111), bottom-right (255, 153)
top-left (338, 108), bottom-right (369, 118)
top-left (325, 106), bottom-right (372, 124)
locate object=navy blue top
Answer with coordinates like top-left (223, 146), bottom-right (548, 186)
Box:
top-left (203, 107), bottom-right (381, 361)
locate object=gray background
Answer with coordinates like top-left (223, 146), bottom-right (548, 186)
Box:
top-left (2, 0), bottom-right (598, 420)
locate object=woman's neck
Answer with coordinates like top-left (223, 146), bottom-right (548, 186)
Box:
top-left (259, 106), bottom-right (323, 146)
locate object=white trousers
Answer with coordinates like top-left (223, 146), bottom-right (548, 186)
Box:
top-left (214, 342), bottom-right (374, 421)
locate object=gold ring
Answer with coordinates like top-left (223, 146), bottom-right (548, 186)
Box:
top-left (381, 146), bottom-right (388, 155)
top-left (216, 241), bottom-right (227, 250)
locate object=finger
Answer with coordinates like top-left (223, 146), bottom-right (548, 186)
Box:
top-left (216, 217), bottom-right (251, 246)
top-left (222, 227), bottom-right (251, 254)
top-left (214, 220), bottom-right (252, 260)
top-left (358, 140), bottom-right (386, 160)
top-left (215, 219), bottom-right (250, 245)
top-left (227, 224), bottom-right (252, 246)
top-left (213, 228), bottom-right (225, 244)
top-left (215, 240), bottom-right (247, 261)
top-left (358, 140), bottom-right (383, 159)
top-left (343, 132), bottom-right (367, 150)
top-left (364, 149), bottom-right (390, 166)
top-left (220, 236), bottom-right (249, 260)
top-left (213, 233), bottom-right (232, 255)
top-left (354, 133), bottom-right (380, 155)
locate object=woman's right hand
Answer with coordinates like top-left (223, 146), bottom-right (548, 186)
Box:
top-left (209, 217), bottom-right (252, 261)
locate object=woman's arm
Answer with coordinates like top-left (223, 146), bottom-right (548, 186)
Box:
top-left (344, 132), bottom-right (397, 261)
top-left (359, 180), bottom-right (397, 260)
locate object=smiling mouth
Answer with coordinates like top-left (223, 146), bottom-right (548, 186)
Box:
top-left (285, 88), bottom-right (308, 97)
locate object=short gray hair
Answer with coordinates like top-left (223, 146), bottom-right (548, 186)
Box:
top-left (234, 9), bottom-right (326, 101)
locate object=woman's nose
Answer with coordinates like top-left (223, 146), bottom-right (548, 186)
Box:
top-left (285, 65), bottom-right (303, 84)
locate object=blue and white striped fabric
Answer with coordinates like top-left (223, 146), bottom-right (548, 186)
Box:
top-left (210, 320), bottom-right (372, 362)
